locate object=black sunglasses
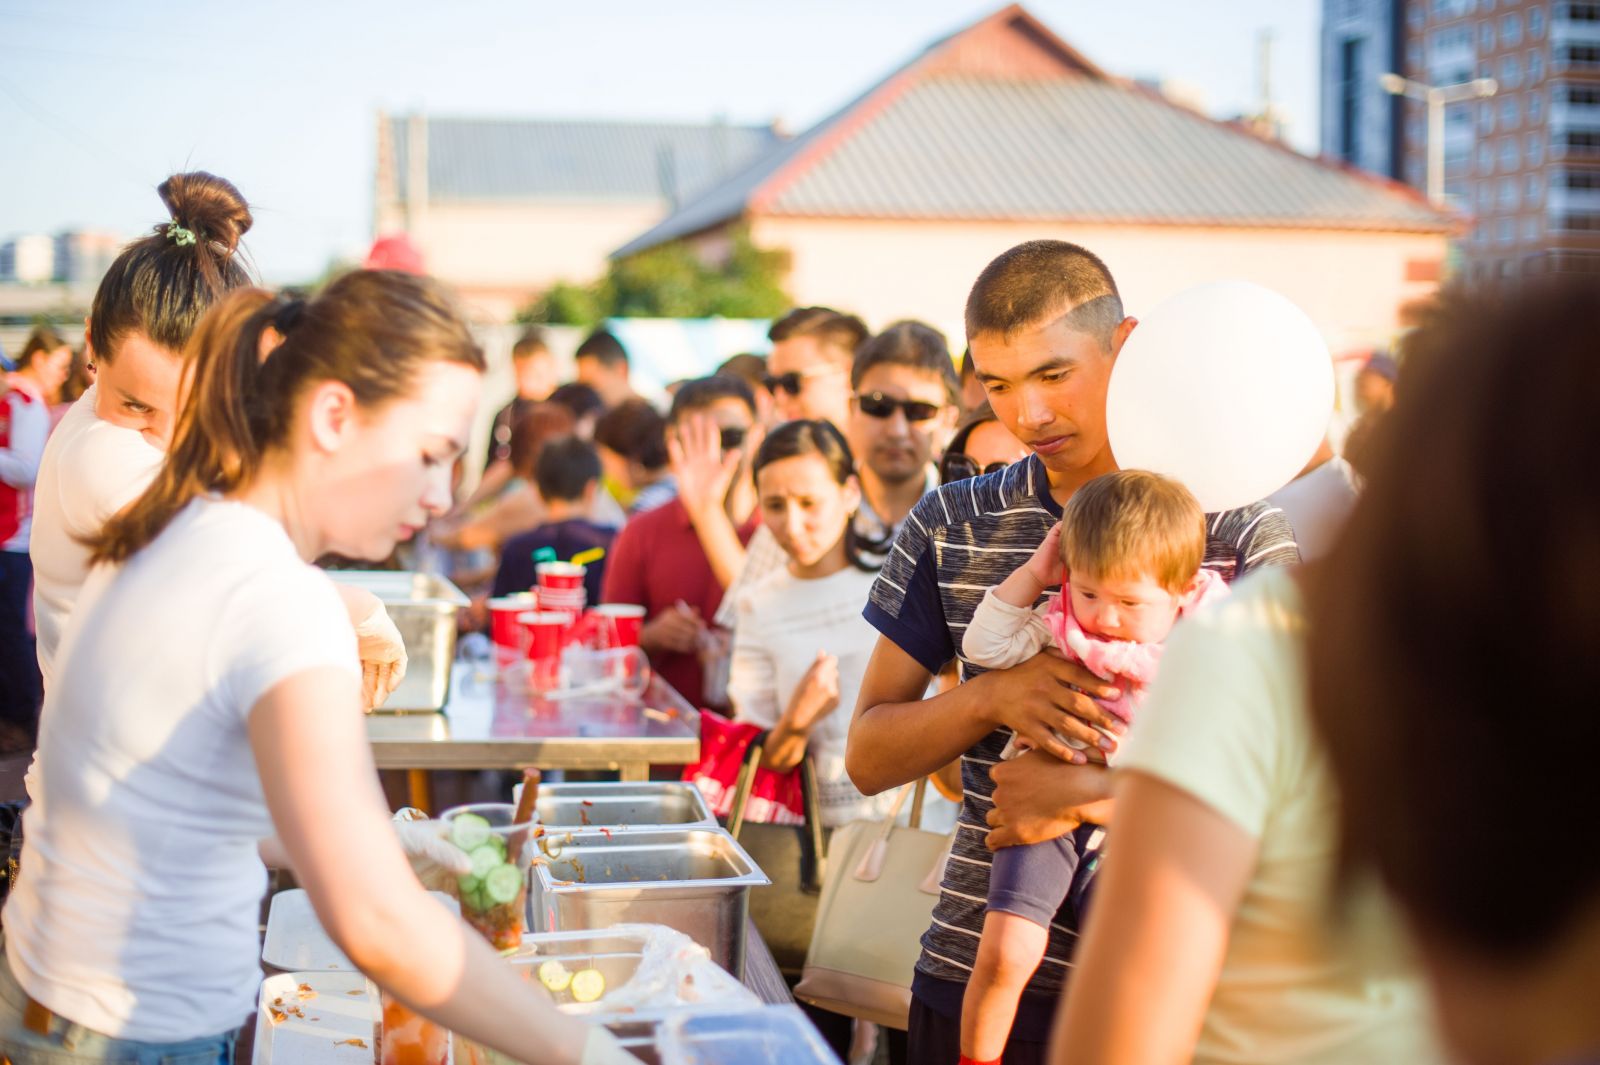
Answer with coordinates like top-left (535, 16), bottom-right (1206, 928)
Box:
top-left (855, 391), bottom-right (942, 423)
top-left (940, 453), bottom-right (1009, 484)
top-left (719, 426), bottom-right (747, 452)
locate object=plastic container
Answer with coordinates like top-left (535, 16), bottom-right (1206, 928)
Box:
top-left (438, 803), bottom-right (536, 951)
top-left (657, 1006), bottom-right (842, 1065)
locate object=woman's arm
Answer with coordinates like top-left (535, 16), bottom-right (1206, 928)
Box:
top-left (1049, 770), bottom-right (1258, 1065)
top-left (250, 667), bottom-right (618, 1065)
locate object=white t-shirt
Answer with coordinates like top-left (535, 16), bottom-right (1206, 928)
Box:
top-left (1118, 568), bottom-right (1442, 1065)
top-left (31, 386), bottom-right (165, 686)
top-left (728, 564), bottom-right (902, 828)
top-left (4, 498), bottom-right (359, 1041)
top-left (1265, 457), bottom-right (1360, 563)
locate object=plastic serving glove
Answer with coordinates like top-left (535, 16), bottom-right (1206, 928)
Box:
top-left (580, 1028), bottom-right (638, 1065)
top-left (354, 601), bottom-right (408, 710)
top-left (392, 810), bottom-right (471, 892)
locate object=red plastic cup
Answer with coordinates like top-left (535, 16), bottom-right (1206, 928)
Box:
top-left (589, 603), bottom-right (646, 647)
top-left (536, 561), bottom-right (585, 591)
top-left (520, 610), bottom-right (573, 690)
top-left (488, 594), bottom-right (536, 663)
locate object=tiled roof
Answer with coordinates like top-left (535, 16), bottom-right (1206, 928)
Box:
top-left (614, 9), bottom-right (1452, 257)
top-left (389, 117), bottom-right (782, 203)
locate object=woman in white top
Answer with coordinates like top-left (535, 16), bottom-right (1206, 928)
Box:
top-left (727, 419), bottom-right (899, 828)
top-left (30, 173), bottom-right (404, 706)
top-left (0, 273), bottom-right (632, 1065)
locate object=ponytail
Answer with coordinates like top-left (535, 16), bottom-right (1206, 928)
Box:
top-left (90, 289), bottom-right (278, 565)
top-left (89, 270), bottom-right (484, 565)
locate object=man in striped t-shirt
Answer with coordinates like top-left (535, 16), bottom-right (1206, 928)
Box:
top-left (848, 241), bottom-right (1298, 1065)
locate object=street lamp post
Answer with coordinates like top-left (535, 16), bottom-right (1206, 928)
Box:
top-left (1380, 72), bottom-right (1498, 205)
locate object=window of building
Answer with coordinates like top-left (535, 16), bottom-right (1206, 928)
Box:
top-left (1499, 176), bottom-right (1519, 207)
top-left (1481, 99), bottom-right (1497, 132)
top-left (1529, 131), bottom-right (1546, 163)
top-left (1339, 37), bottom-right (1364, 161)
top-left (1531, 4), bottom-right (1546, 35)
top-left (1531, 87), bottom-right (1545, 120)
top-left (1562, 2), bottom-right (1600, 20)
top-left (1553, 212), bottom-right (1600, 230)
top-left (1525, 215), bottom-right (1542, 240)
top-left (1561, 44), bottom-right (1600, 68)
top-left (1482, 20), bottom-right (1497, 49)
top-left (1502, 94), bottom-right (1521, 128)
top-left (1501, 55), bottom-right (1523, 87)
top-left (1530, 48), bottom-right (1545, 81)
top-left (1528, 172), bottom-right (1544, 199)
top-left (1409, 41), bottom-right (1424, 71)
top-left (1499, 218), bottom-right (1517, 243)
top-left (1479, 142), bottom-right (1495, 172)
top-left (1503, 12), bottom-right (1524, 43)
top-left (1409, 2), bottom-right (1427, 26)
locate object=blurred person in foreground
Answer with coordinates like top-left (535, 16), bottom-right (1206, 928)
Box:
top-left (1308, 281), bottom-right (1600, 1065)
top-left (717, 351), bottom-right (774, 426)
top-left (458, 327), bottom-right (561, 512)
top-left (10, 327), bottom-right (74, 409)
top-left (1354, 350), bottom-right (1397, 414)
top-left (602, 377), bottom-right (758, 711)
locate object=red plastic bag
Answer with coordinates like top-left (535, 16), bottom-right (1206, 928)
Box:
top-left (682, 709), bottom-right (804, 826)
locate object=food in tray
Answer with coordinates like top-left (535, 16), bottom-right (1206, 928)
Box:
top-left (379, 992), bottom-right (448, 1065)
top-left (448, 812), bottom-right (528, 952)
top-left (569, 968), bottom-right (605, 1003)
top-left (537, 960), bottom-right (573, 992)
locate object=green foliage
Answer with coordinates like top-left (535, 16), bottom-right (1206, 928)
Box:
top-left (515, 226), bottom-right (789, 324)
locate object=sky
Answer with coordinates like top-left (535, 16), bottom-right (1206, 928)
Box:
top-left (1, 0), bottom-right (1320, 284)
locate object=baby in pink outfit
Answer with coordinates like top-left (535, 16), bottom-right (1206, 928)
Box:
top-left (955, 470), bottom-right (1227, 1064)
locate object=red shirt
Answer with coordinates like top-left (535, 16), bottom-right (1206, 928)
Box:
top-left (600, 498), bottom-right (758, 710)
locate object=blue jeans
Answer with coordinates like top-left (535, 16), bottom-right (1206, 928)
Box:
top-left (0, 946), bottom-right (239, 1065)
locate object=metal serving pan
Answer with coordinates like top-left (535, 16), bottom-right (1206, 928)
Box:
top-left (326, 570), bottom-right (468, 713)
top-left (528, 829), bottom-right (769, 977)
top-left (535, 782), bottom-right (716, 833)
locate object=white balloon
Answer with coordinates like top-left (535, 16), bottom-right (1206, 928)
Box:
top-left (1106, 281), bottom-right (1334, 514)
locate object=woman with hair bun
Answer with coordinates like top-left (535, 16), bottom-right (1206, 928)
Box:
top-left (30, 173), bottom-right (405, 707)
top-left (0, 272), bottom-right (634, 1065)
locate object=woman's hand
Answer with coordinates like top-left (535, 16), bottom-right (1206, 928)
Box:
top-left (354, 599), bottom-right (408, 710)
top-left (668, 411), bottom-right (743, 521)
top-left (791, 650), bottom-right (841, 728)
top-left (639, 601), bottom-right (705, 655)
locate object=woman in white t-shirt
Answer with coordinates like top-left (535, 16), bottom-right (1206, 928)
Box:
top-left (728, 419), bottom-right (902, 827)
top-left (1047, 567), bottom-right (1442, 1065)
top-left (0, 273), bottom-right (633, 1065)
top-left (30, 172), bottom-right (404, 707)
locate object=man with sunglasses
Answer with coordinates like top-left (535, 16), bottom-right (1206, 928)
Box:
top-left (846, 241), bottom-right (1299, 1065)
top-left (763, 307), bottom-right (869, 426)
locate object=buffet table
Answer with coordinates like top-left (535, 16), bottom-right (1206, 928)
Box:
top-left (367, 663), bottom-right (701, 807)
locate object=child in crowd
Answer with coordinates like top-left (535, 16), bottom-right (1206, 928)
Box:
top-left (956, 470), bottom-right (1227, 1065)
top-left (492, 436), bottom-right (614, 605)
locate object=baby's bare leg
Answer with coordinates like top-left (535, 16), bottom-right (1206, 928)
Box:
top-left (961, 910), bottom-right (1050, 1061)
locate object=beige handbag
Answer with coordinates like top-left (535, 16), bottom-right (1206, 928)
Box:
top-left (792, 778), bottom-right (955, 1029)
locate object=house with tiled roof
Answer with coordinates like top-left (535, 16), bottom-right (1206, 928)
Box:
top-left (374, 113), bottom-right (783, 320)
top-left (614, 4), bottom-right (1459, 349)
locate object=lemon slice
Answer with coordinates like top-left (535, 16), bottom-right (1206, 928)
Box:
top-left (538, 961), bottom-right (572, 993)
top-left (570, 968), bottom-right (605, 1003)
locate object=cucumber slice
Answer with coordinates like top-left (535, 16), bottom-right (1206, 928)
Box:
top-left (487, 834), bottom-right (507, 857)
top-left (468, 844), bottom-right (503, 879)
top-left (449, 813), bottom-right (492, 852)
top-left (537, 960), bottom-right (572, 992)
top-left (458, 873), bottom-right (482, 895)
top-left (570, 968), bottom-right (605, 1003)
top-left (483, 863), bottom-right (523, 905)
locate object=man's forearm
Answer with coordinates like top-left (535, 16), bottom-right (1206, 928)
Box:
top-left (848, 672), bottom-right (998, 795)
top-left (684, 502), bottom-right (748, 590)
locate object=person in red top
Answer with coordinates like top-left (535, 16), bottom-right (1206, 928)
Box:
top-left (601, 376), bottom-right (758, 710)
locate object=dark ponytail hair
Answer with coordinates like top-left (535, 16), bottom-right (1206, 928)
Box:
top-left (88, 171), bottom-right (253, 364)
top-left (751, 419), bottom-right (880, 573)
top-left (90, 270), bottom-right (486, 564)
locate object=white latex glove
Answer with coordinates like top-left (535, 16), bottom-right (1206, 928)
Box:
top-left (355, 600), bottom-right (408, 710)
top-left (580, 1027), bottom-right (638, 1065)
top-left (392, 812), bottom-right (471, 892)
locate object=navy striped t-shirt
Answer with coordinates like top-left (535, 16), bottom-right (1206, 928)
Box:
top-left (862, 453), bottom-right (1300, 1019)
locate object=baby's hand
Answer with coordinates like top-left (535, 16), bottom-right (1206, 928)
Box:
top-left (1022, 522), bottom-right (1064, 590)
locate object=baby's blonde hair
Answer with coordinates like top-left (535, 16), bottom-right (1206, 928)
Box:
top-left (1061, 471), bottom-right (1205, 593)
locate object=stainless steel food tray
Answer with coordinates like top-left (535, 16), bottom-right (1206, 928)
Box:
top-left (528, 828), bottom-right (769, 977)
top-left (328, 570), bottom-right (468, 713)
top-left (535, 782), bottom-right (716, 832)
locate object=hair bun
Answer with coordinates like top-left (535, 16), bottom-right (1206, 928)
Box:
top-left (158, 171), bottom-right (253, 256)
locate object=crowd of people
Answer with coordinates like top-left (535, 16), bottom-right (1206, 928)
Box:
top-left (0, 166), bottom-right (1595, 1065)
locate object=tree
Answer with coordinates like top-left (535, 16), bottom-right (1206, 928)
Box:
top-left (516, 225), bottom-right (790, 324)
